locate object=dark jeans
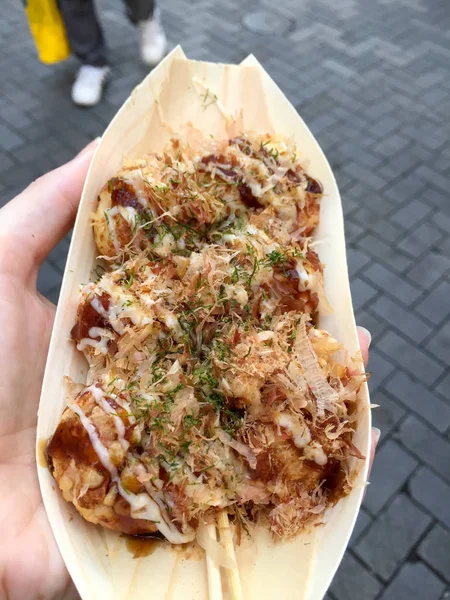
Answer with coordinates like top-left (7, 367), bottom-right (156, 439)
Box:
top-left (60, 0), bottom-right (155, 66)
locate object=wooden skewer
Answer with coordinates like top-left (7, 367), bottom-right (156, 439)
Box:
top-left (217, 511), bottom-right (243, 600)
top-left (204, 522), bottom-right (223, 600)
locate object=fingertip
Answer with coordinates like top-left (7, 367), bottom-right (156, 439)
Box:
top-left (357, 326), bottom-right (371, 367)
top-left (357, 326), bottom-right (372, 349)
top-left (372, 427), bottom-right (381, 445)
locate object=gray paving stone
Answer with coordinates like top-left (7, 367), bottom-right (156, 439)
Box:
top-left (431, 210), bottom-right (450, 235)
top-left (355, 494), bottom-right (431, 580)
top-left (347, 248), bottom-right (372, 278)
top-left (369, 115), bottom-right (400, 139)
top-left (340, 142), bottom-right (383, 170)
top-left (45, 286), bottom-right (61, 306)
top-left (418, 524), bottom-right (450, 583)
top-left (350, 507), bottom-right (372, 546)
top-left (13, 143), bottom-right (51, 164)
top-left (360, 233), bottom-right (413, 273)
top-left (0, 122), bottom-right (25, 150)
top-left (343, 163), bottom-right (386, 192)
top-left (364, 440), bottom-right (417, 514)
top-left (380, 562), bottom-right (445, 600)
top-left (371, 390), bottom-right (406, 441)
top-left (406, 251), bottom-right (450, 289)
top-left (409, 467), bottom-right (450, 528)
top-left (37, 260), bottom-right (63, 297)
top-left (329, 552), bottom-right (382, 600)
top-left (367, 349), bottom-right (396, 393)
top-left (415, 280), bottom-right (450, 326)
top-left (391, 199), bottom-right (433, 230)
top-left (366, 217), bottom-right (405, 246)
top-left (398, 222), bottom-right (443, 258)
top-left (47, 237), bottom-right (71, 274)
top-left (350, 187), bottom-right (393, 219)
top-left (384, 175), bottom-right (428, 205)
top-left (417, 166), bottom-right (448, 195)
top-left (345, 218), bottom-right (365, 243)
top-left (377, 331), bottom-right (445, 386)
top-left (0, 151), bottom-right (15, 174)
top-left (435, 371), bottom-right (450, 401)
top-left (422, 187), bottom-right (450, 214)
top-left (371, 295), bottom-right (432, 344)
top-left (362, 263), bottom-right (422, 306)
top-left (0, 105), bottom-right (33, 129)
top-left (350, 277), bottom-right (379, 311)
top-left (384, 371), bottom-right (450, 433)
top-left (363, 100), bottom-right (395, 121)
top-left (1, 164), bottom-right (40, 189)
top-left (373, 133), bottom-right (409, 157)
top-left (425, 320), bottom-right (450, 363)
top-left (437, 236), bottom-right (450, 260)
top-left (397, 416), bottom-right (450, 483)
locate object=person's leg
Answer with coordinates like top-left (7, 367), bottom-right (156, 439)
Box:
top-left (59, 0), bottom-right (110, 106)
top-left (59, 0), bottom-right (107, 66)
top-left (124, 0), bottom-right (167, 66)
top-left (124, 0), bottom-right (155, 24)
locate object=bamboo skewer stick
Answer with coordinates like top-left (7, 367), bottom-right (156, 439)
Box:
top-left (217, 511), bottom-right (243, 600)
top-left (204, 523), bottom-right (223, 600)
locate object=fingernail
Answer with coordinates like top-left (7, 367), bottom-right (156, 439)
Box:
top-left (372, 427), bottom-right (381, 444)
top-left (357, 326), bottom-right (372, 348)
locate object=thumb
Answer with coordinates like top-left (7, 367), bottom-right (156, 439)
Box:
top-left (0, 139), bottom-right (99, 281)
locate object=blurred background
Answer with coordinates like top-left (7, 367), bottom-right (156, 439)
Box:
top-left (2, 0), bottom-right (449, 598)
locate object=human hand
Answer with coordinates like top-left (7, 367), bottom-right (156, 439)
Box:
top-left (0, 141), bottom-right (97, 600)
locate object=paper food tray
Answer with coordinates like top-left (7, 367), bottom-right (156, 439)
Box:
top-left (36, 46), bottom-right (371, 600)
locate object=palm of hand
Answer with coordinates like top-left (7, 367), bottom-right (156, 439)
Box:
top-left (0, 145), bottom-right (95, 600)
top-left (0, 278), bottom-right (75, 600)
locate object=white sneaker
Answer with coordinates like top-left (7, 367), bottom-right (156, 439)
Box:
top-left (138, 11), bottom-right (167, 67)
top-left (71, 65), bottom-right (111, 107)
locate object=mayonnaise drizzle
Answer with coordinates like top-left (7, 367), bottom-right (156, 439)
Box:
top-left (77, 327), bottom-right (113, 355)
top-left (275, 412), bottom-right (328, 465)
top-left (70, 392), bottom-right (193, 543)
top-left (295, 260), bottom-right (317, 290)
top-left (104, 206), bottom-right (121, 254)
top-left (86, 385), bottom-right (129, 451)
top-left (90, 284), bottom-right (152, 336)
top-left (275, 412), bottom-right (311, 449)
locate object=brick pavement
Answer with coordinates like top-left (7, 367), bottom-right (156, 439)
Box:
top-left (1, 0), bottom-right (449, 597)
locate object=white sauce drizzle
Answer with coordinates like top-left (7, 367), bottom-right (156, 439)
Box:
top-left (276, 412), bottom-right (327, 465)
top-left (86, 385), bottom-right (129, 451)
top-left (71, 392), bottom-right (193, 543)
top-left (90, 286), bottom-right (151, 336)
top-left (77, 327), bottom-right (112, 355)
top-left (303, 444), bottom-right (328, 466)
top-left (295, 259), bottom-right (319, 292)
top-left (104, 206), bottom-right (121, 254)
top-left (275, 412), bottom-right (311, 450)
